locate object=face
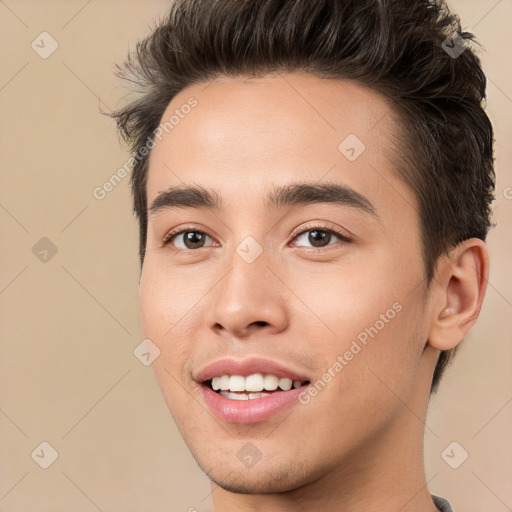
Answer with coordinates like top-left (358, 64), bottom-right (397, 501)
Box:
top-left (140, 73), bottom-right (432, 493)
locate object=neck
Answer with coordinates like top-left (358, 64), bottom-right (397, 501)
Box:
top-left (211, 346), bottom-right (441, 512)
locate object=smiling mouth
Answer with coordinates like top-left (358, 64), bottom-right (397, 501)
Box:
top-left (203, 374), bottom-right (311, 401)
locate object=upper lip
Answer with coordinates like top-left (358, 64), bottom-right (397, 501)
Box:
top-left (194, 357), bottom-right (312, 383)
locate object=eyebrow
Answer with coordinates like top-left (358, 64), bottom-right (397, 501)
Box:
top-left (149, 181), bottom-right (378, 218)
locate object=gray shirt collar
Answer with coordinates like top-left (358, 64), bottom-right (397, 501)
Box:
top-left (432, 494), bottom-right (453, 512)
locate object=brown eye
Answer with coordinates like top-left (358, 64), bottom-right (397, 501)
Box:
top-left (293, 227), bottom-right (351, 249)
top-left (305, 230), bottom-right (332, 248)
top-left (163, 230), bottom-right (215, 250)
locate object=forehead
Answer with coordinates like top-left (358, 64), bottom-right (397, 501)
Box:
top-left (146, 73), bottom-right (413, 219)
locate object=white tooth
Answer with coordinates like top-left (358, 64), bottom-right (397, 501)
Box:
top-left (212, 377), bottom-right (220, 391)
top-left (248, 392), bottom-right (271, 399)
top-left (229, 375), bottom-right (245, 392)
top-left (263, 374), bottom-right (279, 391)
top-left (218, 375), bottom-right (230, 391)
top-left (245, 373), bottom-right (264, 392)
top-left (221, 391), bottom-right (248, 400)
top-left (293, 380), bottom-right (302, 389)
top-left (278, 377), bottom-right (293, 391)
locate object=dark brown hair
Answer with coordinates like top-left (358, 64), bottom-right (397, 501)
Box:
top-left (108, 0), bottom-right (495, 394)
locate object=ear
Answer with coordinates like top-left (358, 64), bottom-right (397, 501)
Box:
top-left (428, 238), bottom-right (489, 351)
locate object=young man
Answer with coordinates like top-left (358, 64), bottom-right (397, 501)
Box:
top-left (110, 0), bottom-right (495, 510)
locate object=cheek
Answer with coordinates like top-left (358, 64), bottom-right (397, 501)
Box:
top-left (335, 297), bottom-right (426, 424)
top-left (139, 257), bottom-right (203, 339)
top-left (139, 262), bottom-right (200, 387)
top-left (304, 253), bottom-right (426, 392)
top-left (289, 254), bottom-right (411, 338)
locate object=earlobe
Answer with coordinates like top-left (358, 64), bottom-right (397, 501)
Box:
top-left (428, 238), bottom-right (489, 351)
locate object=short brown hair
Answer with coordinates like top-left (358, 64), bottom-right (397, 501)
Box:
top-left (108, 0), bottom-right (495, 394)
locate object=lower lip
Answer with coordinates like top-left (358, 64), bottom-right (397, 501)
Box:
top-left (200, 384), bottom-right (306, 424)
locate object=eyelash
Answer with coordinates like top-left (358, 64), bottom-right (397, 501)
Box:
top-left (161, 222), bottom-right (352, 251)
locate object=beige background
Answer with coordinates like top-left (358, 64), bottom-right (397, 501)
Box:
top-left (0, 1), bottom-right (511, 511)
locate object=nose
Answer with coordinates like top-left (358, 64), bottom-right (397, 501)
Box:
top-left (207, 255), bottom-right (289, 339)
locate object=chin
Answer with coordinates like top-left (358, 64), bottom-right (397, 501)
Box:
top-left (195, 451), bottom-right (317, 494)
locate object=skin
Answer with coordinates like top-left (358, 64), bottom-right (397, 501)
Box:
top-left (139, 73), bottom-right (489, 512)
